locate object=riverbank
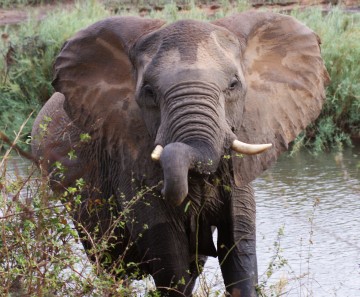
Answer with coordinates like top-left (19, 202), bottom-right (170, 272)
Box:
top-left (1, 0), bottom-right (359, 26)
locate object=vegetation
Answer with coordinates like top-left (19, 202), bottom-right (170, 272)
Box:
top-left (291, 8), bottom-right (360, 153)
top-left (0, 144), bottom-right (156, 296)
top-left (0, 1), bottom-right (110, 149)
top-left (0, 148), bottom-right (306, 296)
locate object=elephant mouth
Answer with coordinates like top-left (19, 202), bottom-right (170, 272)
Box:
top-left (154, 139), bottom-right (272, 206)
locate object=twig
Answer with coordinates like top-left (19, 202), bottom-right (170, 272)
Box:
top-left (0, 112), bottom-right (39, 167)
top-left (0, 203), bottom-right (65, 220)
top-left (0, 131), bottom-right (38, 165)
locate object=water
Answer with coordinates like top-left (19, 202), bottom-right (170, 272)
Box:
top-left (201, 147), bottom-right (360, 296)
top-left (2, 147), bottom-right (359, 296)
top-left (255, 147), bottom-right (360, 296)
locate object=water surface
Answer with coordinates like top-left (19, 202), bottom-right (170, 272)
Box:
top-left (202, 147), bottom-right (360, 296)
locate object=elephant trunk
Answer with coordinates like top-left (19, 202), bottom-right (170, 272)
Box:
top-left (156, 82), bottom-right (223, 206)
top-left (160, 142), bottom-right (219, 206)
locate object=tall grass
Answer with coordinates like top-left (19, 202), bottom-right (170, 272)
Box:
top-left (0, 0), bottom-right (109, 146)
top-left (292, 8), bottom-right (360, 153)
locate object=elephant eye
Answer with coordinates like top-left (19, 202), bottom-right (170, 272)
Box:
top-left (229, 76), bottom-right (240, 90)
top-left (142, 84), bottom-right (158, 106)
top-left (144, 84), bottom-right (155, 97)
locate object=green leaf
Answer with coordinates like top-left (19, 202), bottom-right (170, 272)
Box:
top-left (184, 201), bottom-right (191, 213)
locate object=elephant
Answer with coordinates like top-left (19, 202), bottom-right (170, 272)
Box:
top-left (31, 11), bottom-right (329, 297)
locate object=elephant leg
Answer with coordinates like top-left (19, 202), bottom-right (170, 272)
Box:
top-left (217, 184), bottom-right (258, 297)
top-left (138, 222), bottom-right (198, 297)
top-left (153, 262), bottom-right (197, 297)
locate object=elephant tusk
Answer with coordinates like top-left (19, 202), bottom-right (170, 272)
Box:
top-left (231, 140), bottom-right (272, 155)
top-left (151, 145), bottom-right (164, 161)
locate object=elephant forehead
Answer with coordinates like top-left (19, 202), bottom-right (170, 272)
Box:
top-left (157, 20), bottom-right (236, 62)
top-left (156, 33), bottom-right (235, 70)
top-left (197, 31), bottom-right (238, 66)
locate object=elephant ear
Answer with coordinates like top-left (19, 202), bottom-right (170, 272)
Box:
top-left (213, 12), bottom-right (330, 186)
top-left (52, 16), bottom-right (165, 158)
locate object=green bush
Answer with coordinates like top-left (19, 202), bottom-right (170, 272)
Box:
top-left (292, 8), bottom-right (360, 152)
top-left (0, 153), bottom-right (156, 296)
top-left (0, 0), bottom-right (110, 143)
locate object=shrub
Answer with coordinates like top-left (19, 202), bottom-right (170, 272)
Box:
top-left (292, 8), bottom-right (360, 153)
top-left (0, 144), bottom-right (157, 296)
top-left (0, 1), bottom-right (110, 143)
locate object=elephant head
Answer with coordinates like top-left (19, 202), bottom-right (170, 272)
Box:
top-left (52, 12), bottom-right (329, 208)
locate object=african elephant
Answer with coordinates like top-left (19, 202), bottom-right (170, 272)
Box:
top-left (31, 11), bottom-right (329, 297)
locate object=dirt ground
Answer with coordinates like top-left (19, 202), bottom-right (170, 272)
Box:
top-left (0, 0), bottom-right (74, 25)
top-left (0, 0), bottom-right (359, 26)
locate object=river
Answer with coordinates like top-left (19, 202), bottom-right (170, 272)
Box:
top-left (200, 146), bottom-right (360, 296)
top-left (2, 147), bottom-right (359, 296)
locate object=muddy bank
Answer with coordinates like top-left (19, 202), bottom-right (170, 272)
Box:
top-left (0, 0), bottom-right (73, 25)
top-left (0, 0), bottom-right (359, 26)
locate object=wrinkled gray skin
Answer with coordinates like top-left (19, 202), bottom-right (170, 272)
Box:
top-left (32, 12), bottom-right (329, 297)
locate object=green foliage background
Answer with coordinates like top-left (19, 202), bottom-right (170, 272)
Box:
top-left (292, 8), bottom-right (360, 153)
top-left (0, 0), bottom-right (359, 151)
top-left (0, 1), bottom-right (110, 148)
